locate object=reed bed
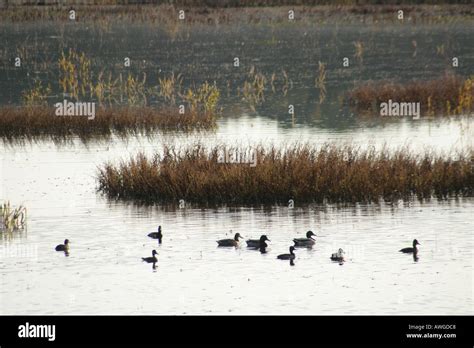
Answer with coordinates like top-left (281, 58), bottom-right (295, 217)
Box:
top-left (348, 74), bottom-right (474, 116)
top-left (97, 143), bottom-right (474, 205)
top-left (0, 106), bottom-right (216, 141)
top-left (0, 201), bottom-right (27, 232)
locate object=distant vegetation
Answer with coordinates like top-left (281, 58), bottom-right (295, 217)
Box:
top-left (348, 74), bottom-right (474, 117)
top-left (97, 143), bottom-right (474, 205)
top-left (1, 3), bottom-right (473, 25)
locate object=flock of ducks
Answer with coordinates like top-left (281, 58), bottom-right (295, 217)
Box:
top-left (214, 230), bottom-right (346, 264)
top-left (54, 227), bottom-right (421, 266)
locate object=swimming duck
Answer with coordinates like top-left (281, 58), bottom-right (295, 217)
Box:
top-left (293, 231), bottom-right (316, 247)
top-left (217, 233), bottom-right (243, 247)
top-left (399, 239), bottom-right (420, 254)
top-left (330, 248), bottom-right (345, 262)
top-left (277, 246), bottom-right (296, 260)
top-left (55, 239), bottom-right (69, 252)
top-left (246, 235), bottom-right (270, 249)
top-left (142, 250), bottom-right (158, 263)
top-left (147, 226), bottom-right (163, 244)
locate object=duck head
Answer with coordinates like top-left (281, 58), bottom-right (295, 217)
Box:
top-left (152, 250), bottom-right (158, 256)
top-left (259, 235), bottom-right (270, 250)
top-left (338, 248), bottom-right (344, 255)
top-left (306, 231), bottom-right (316, 239)
top-left (289, 246), bottom-right (296, 254)
top-left (413, 239), bottom-right (420, 248)
top-left (234, 233), bottom-right (243, 241)
top-left (158, 226), bottom-right (162, 232)
top-left (64, 239), bottom-right (70, 245)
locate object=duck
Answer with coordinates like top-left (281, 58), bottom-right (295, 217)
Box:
top-left (142, 250), bottom-right (158, 263)
top-left (147, 226), bottom-right (163, 244)
top-left (55, 239), bottom-right (70, 252)
top-left (293, 231), bottom-right (316, 247)
top-left (277, 246), bottom-right (296, 260)
top-left (246, 235), bottom-right (270, 249)
top-left (399, 239), bottom-right (420, 254)
top-left (217, 233), bottom-right (243, 247)
top-left (330, 248), bottom-right (345, 262)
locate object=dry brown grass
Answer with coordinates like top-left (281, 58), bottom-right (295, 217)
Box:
top-left (97, 143), bottom-right (474, 205)
top-left (1, 4), bottom-right (472, 25)
top-left (348, 74), bottom-right (474, 117)
top-left (0, 106), bottom-right (216, 142)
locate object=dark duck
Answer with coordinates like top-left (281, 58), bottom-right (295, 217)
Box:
top-left (142, 250), bottom-right (158, 264)
top-left (147, 226), bottom-right (163, 244)
top-left (399, 239), bottom-right (420, 254)
top-left (277, 246), bottom-right (296, 260)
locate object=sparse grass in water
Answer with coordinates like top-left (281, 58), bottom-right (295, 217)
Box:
top-left (58, 49), bottom-right (92, 101)
top-left (22, 80), bottom-right (52, 106)
top-left (0, 201), bottom-right (27, 232)
top-left (315, 61), bottom-right (327, 103)
top-left (353, 41), bottom-right (364, 63)
top-left (241, 66), bottom-right (272, 110)
top-left (183, 81), bottom-right (220, 115)
top-left (158, 72), bottom-right (183, 105)
top-left (97, 143), bottom-right (474, 205)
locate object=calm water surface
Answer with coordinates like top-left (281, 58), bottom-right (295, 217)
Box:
top-left (0, 117), bottom-right (473, 315)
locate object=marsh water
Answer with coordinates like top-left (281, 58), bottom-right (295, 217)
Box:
top-left (0, 19), bottom-right (473, 314)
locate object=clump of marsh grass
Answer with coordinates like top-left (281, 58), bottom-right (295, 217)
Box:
top-left (353, 41), bottom-right (364, 63)
top-left (0, 201), bottom-right (27, 232)
top-left (22, 80), bottom-right (52, 106)
top-left (348, 74), bottom-right (474, 116)
top-left (315, 61), bottom-right (327, 103)
top-left (183, 81), bottom-right (220, 115)
top-left (59, 49), bottom-right (92, 101)
top-left (0, 106), bottom-right (216, 142)
top-left (97, 143), bottom-right (474, 205)
top-left (158, 72), bottom-right (183, 104)
top-left (240, 66), bottom-right (268, 111)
